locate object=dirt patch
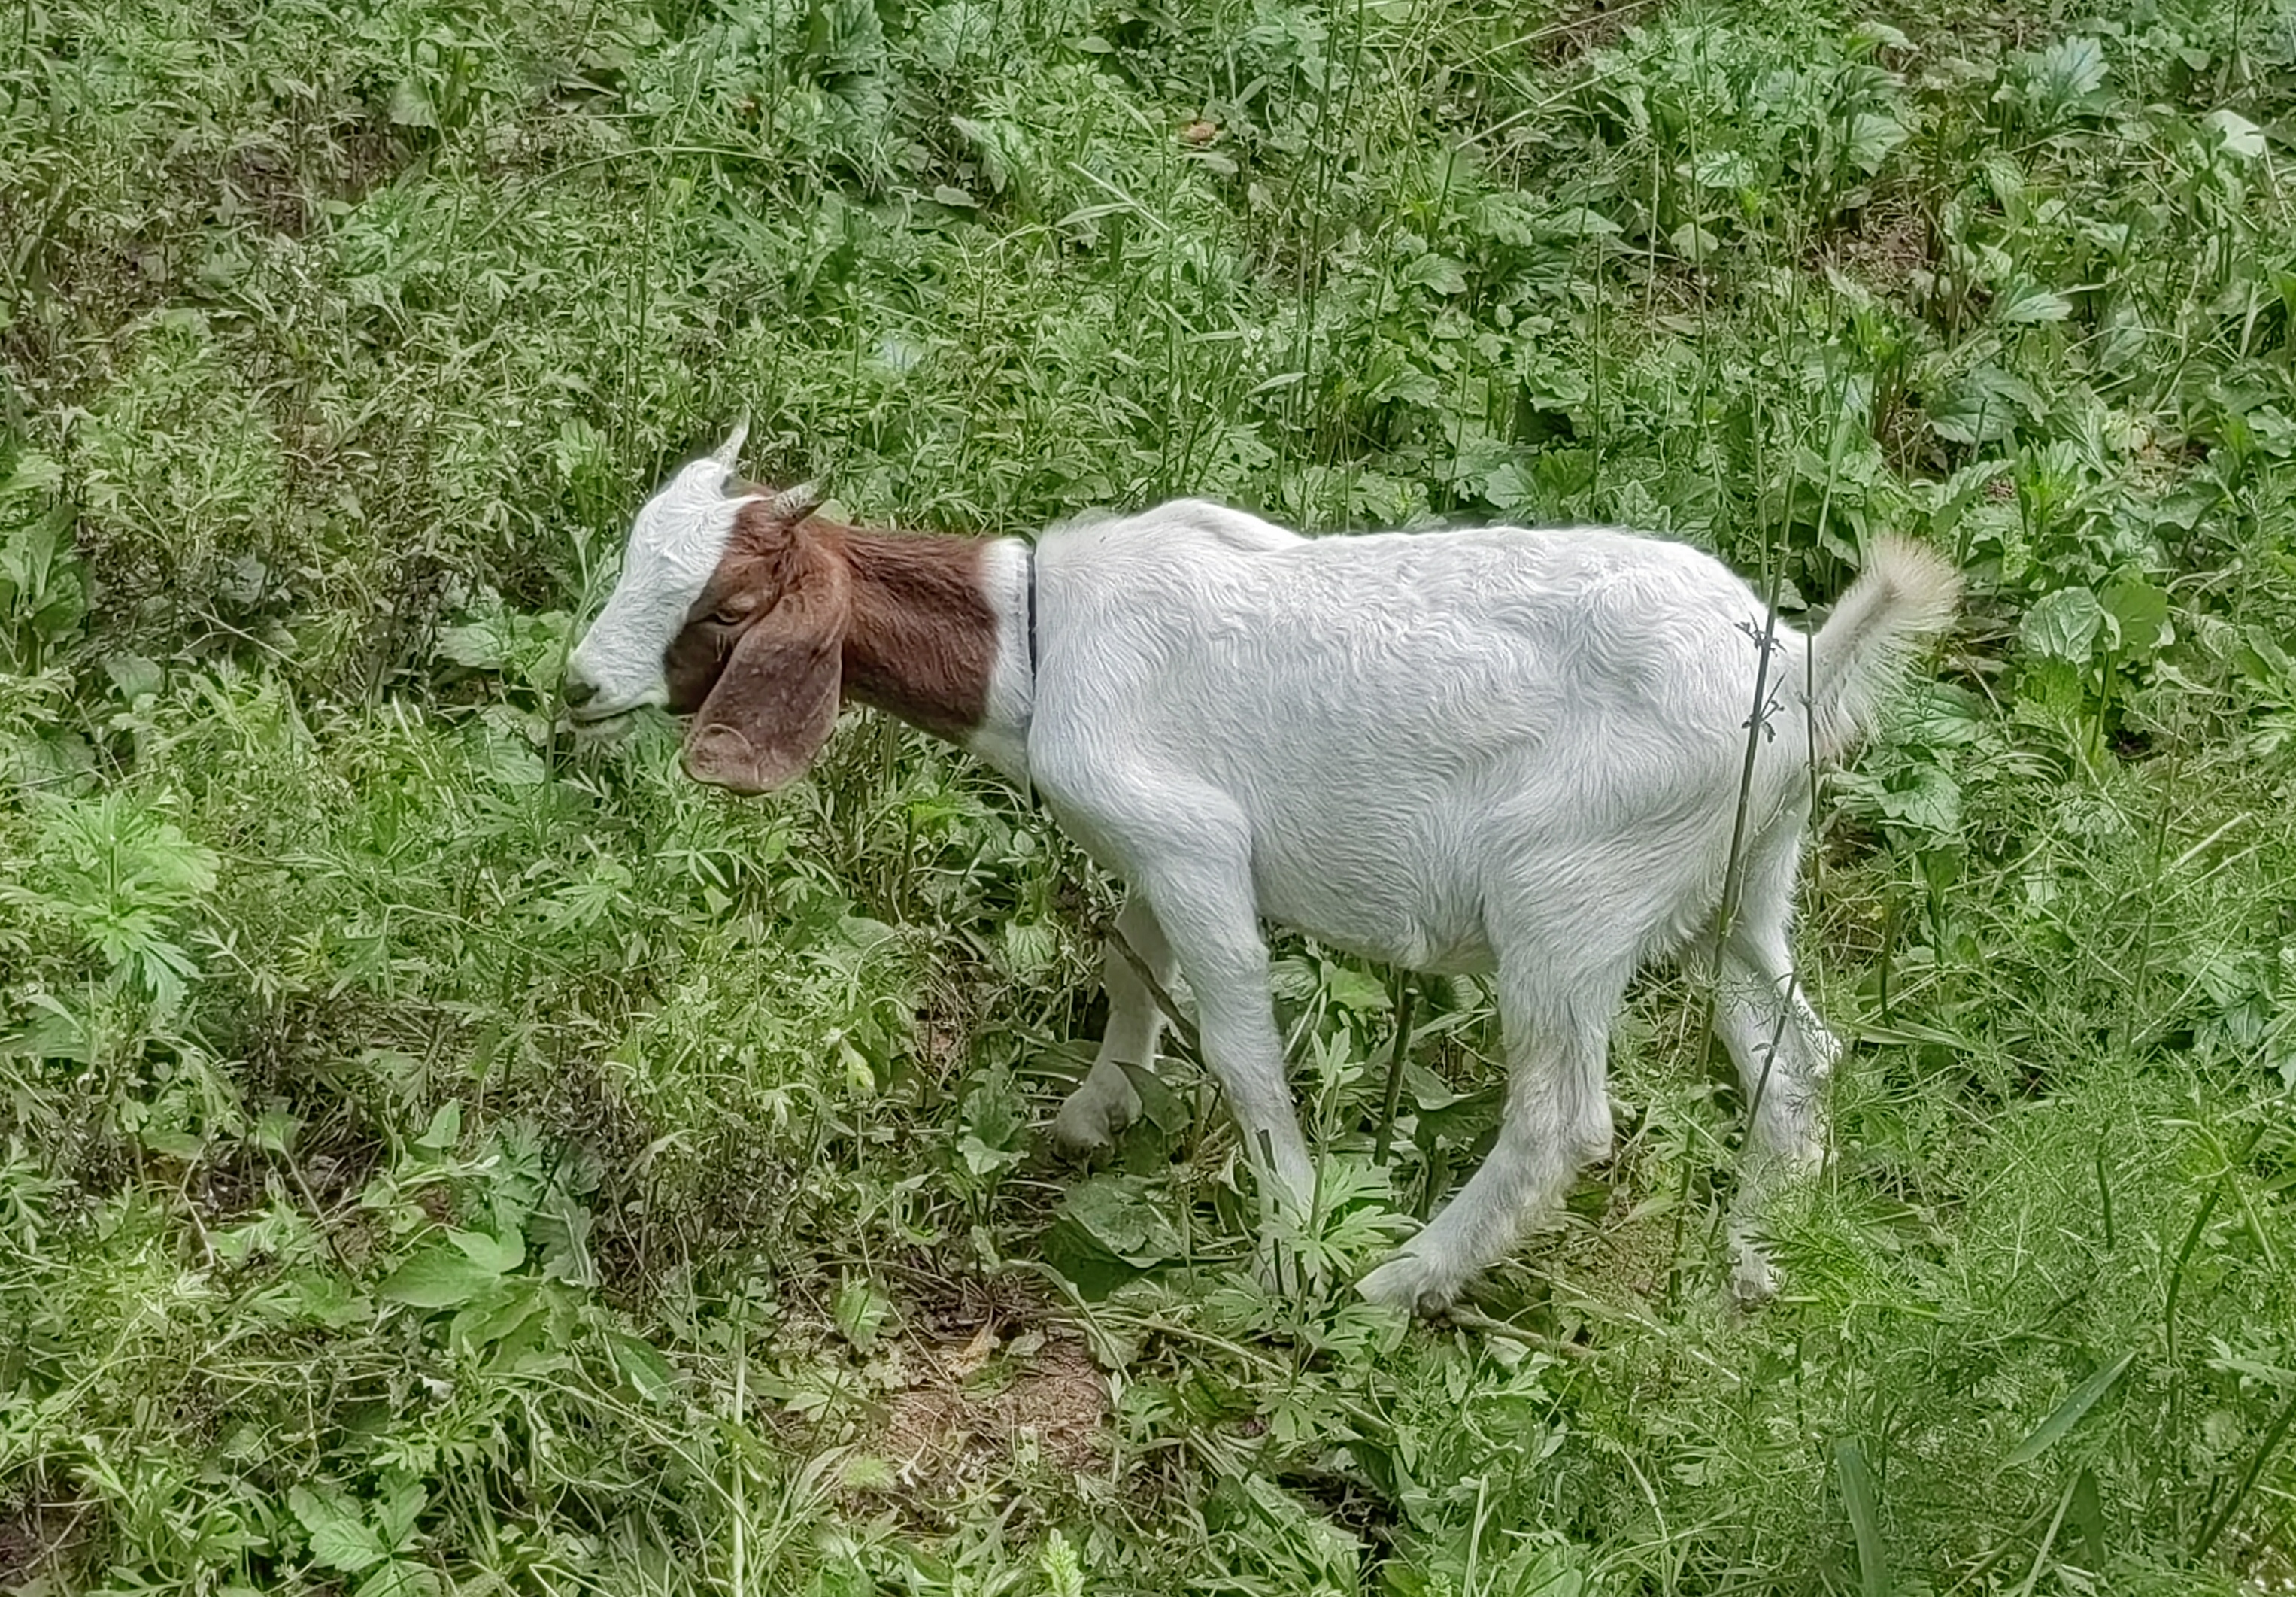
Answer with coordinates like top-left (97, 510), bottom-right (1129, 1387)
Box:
top-left (911, 973), bottom-right (977, 1084)
top-left (0, 1495), bottom-right (94, 1591)
top-left (1815, 199), bottom-right (1935, 301)
top-left (223, 146), bottom-right (311, 239)
top-left (869, 1322), bottom-right (1108, 1500)
top-left (1529, 0), bottom-right (1659, 66)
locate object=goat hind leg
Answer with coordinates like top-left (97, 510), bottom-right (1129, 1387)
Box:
top-left (1712, 849), bottom-right (1840, 1302)
top-left (1360, 958), bottom-right (1624, 1316)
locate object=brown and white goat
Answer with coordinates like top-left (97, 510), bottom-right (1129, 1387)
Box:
top-left (564, 427), bottom-right (1958, 1313)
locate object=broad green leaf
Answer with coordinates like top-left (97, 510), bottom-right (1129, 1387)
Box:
top-left (386, 77), bottom-right (436, 129)
top-left (1042, 1173), bottom-right (1185, 1295)
top-left (416, 1100), bottom-right (461, 1152)
top-left (1542, 205), bottom-right (1621, 240)
top-left (102, 652), bottom-right (162, 702)
top-left (355, 1561), bottom-right (441, 1597)
top-left (380, 1245), bottom-right (508, 1310)
top-left (2238, 624), bottom-right (2293, 687)
top-left (1690, 150), bottom-right (1758, 191)
top-left (1847, 111), bottom-right (1907, 174)
top-left (0, 452), bottom-right (64, 496)
top-left (1877, 762), bottom-right (1964, 836)
top-left (1927, 363), bottom-right (2037, 445)
top-left (605, 1330), bottom-right (678, 1403)
top-left (2100, 576), bottom-right (2171, 657)
top-left (1116, 1058), bottom-right (1188, 1132)
top-left (1669, 221), bottom-right (1720, 263)
top-left (959, 1133), bottom-right (1024, 1177)
top-left (1401, 253), bottom-right (1467, 294)
top-left (448, 1225), bottom-right (523, 1274)
top-left (1997, 281), bottom-right (2073, 323)
top-left (1321, 963), bottom-right (1391, 1013)
top-left (371, 1475), bottom-right (426, 1547)
top-left (2022, 587), bottom-right (2106, 663)
top-left (1848, 21), bottom-right (1912, 53)
top-left (291, 1271), bottom-right (369, 1329)
top-left (2022, 35), bottom-right (2106, 114)
top-left (288, 1485), bottom-right (389, 1574)
top-left (831, 1277), bottom-right (893, 1352)
top-left (451, 1278), bottom-right (547, 1353)
top-left (469, 724), bottom-right (544, 788)
top-left (999, 918), bottom-right (1060, 976)
top-left (140, 1125), bottom-right (204, 1161)
top-left (2205, 109), bottom-right (2265, 159)
top-left (1479, 462), bottom-right (1540, 515)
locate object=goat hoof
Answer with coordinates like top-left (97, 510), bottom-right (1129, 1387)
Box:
top-left (1050, 1081), bottom-right (1140, 1159)
top-left (1727, 1246), bottom-right (1782, 1309)
top-left (1357, 1249), bottom-right (1461, 1319)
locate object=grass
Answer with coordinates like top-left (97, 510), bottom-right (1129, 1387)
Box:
top-left (3, 0), bottom-right (2296, 1589)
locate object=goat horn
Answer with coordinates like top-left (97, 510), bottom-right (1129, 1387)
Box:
top-left (771, 481), bottom-right (823, 520)
top-left (712, 417), bottom-right (750, 469)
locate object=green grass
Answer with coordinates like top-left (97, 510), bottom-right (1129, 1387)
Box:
top-left (5, 0), bottom-right (2296, 1589)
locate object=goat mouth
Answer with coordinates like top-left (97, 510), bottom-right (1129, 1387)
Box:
top-left (564, 705), bottom-right (643, 739)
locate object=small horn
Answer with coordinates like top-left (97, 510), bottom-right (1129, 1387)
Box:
top-left (712, 417), bottom-right (751, 469)
top-left (772, 481), bottom-right (823, 521)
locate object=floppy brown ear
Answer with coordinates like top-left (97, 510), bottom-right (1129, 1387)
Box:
top-left (682, 556), bottom-right (850, 795)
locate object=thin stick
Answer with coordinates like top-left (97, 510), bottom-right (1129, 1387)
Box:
top-left (1108, 925), bottom-right (1202, 1060)
top-left (2195, 1384), bottom-right (2296, 1561)
top-left (1438, 1304), bottom-right (1594, 1359)
top-left (1375, 978), bottom-right (1417, 1167)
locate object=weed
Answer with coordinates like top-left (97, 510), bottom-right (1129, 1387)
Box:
top-left (2, 0), bottom-right (2294, 1590)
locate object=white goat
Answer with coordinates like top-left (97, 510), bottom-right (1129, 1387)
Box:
top-left (564, 427), bottom-right (1960, 1313)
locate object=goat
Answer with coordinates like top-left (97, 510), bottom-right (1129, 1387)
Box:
top-left (563, 427), bottom-right (1960, 1313)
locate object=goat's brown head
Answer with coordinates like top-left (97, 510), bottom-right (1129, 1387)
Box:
top-left (564, 427), bottom-right (847, 794)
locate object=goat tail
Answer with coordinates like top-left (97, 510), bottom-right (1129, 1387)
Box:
top-left (1805, 536), bottom-right (1961, 764)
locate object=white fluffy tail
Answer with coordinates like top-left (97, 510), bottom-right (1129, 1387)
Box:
top-left (1806, 536), bottom-right (1961, 763)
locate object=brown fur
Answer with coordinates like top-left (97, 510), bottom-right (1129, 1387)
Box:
top-left (669, 495), bottom-right (1000, 793)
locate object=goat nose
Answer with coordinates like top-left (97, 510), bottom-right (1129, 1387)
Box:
top-left (563, 675), bottom-right (597, 711)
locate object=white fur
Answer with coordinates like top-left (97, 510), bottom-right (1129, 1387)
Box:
top-left (969, 539), bottom-right (1037, 787)
top-left (566, 457), bottom-right (751, 720)
top-left (574, 474), bottom-right (1957, 1313)
top-left (1019, 502), bottom-right (1952, 1312)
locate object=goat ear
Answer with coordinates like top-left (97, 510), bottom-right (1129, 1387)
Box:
top-left (681, 557), bottom-right (849, 795)
top-left (711, 418), bottom-right (750, 471)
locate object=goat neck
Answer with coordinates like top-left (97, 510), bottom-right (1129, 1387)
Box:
top-left (823, 521), bottom-right (1036, 785)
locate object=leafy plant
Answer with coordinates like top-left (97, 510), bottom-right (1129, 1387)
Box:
top-left (2, 0), bottom-right (2294, 1590)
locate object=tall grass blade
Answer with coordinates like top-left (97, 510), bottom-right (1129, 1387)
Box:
top-left (2003, 1352), bottom-right (2136, 1468)
top-left (1835, 1438), bottom-right (1891, 1597)
top-left (2069, 1466), bottom-right (2107, 1573)
top-left (2192, 1383), bottom-right (2296, 1560)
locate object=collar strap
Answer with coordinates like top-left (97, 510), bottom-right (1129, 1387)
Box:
top-left (1024, 541), bottom-right (1040, 682)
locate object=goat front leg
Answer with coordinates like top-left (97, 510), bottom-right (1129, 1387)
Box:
top-left (1127, 863), bottom-right (1315, 1240)
top-left (1051, 897), bottom-right (1173, 1158)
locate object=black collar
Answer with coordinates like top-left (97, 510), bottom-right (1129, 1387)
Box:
top-left (1024, 541), bottom-right (1040, 682)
